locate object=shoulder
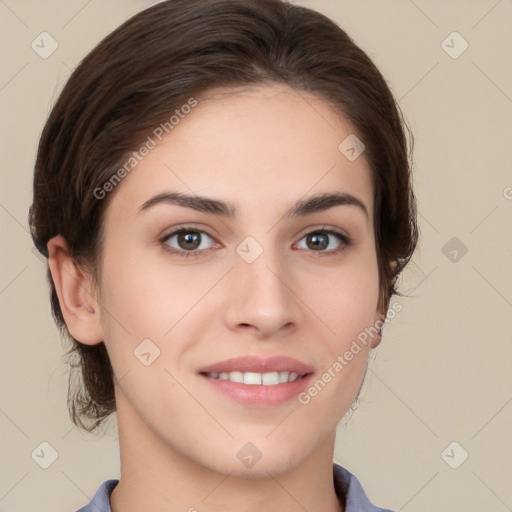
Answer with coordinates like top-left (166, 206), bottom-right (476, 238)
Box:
top-left (333, 463), bottom-right (395, 512)
top-left (75, 479), bottom-right (119, 512)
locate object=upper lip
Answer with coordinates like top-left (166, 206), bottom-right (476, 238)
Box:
top-left (197, 356), bottom-right (314, 376)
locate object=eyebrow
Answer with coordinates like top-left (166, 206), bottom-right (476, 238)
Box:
top-left (137, 191), bottom-right (369, 219)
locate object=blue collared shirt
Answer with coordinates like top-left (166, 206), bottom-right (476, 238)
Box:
top-left (76, 463), bottom-right (394, 511)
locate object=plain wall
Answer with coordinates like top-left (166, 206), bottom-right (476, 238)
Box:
top-left (0, 0), bottom-right (511, 510)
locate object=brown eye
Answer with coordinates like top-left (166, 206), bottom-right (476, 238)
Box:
top-left (176, 231), bottom-right (201, 250)
top-left (306, 232), bottom-right (329, 250)
top-left (296, 229), bottom-right (351, 254)
top-left (161, 228), bottom-right (215, 255)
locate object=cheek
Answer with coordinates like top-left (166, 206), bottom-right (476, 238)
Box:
top-left (307, 252), bottom-right (380, 345)
top-left (96, 254), bottom-right (197, 412)
top-left (97, 247), bottom-right (222, 376)
top-left (295, 258), bottom-right (379, 419)
top-left (100, 247), bottom-right (197, 336)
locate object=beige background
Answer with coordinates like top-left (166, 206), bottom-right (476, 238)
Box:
top-left (1, 0), bottom-right (511, 510)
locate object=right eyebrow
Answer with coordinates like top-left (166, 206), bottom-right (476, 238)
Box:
top-left (138, 191), bottom-right (235, 217)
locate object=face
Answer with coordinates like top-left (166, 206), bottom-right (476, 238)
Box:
top-left (91, 83), bottom-right (382, 477)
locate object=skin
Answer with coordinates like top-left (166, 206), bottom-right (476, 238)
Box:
top-left (48, 83), bottom-right (386, 512)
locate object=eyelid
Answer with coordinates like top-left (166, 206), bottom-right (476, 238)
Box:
top-left (296, 224), bottom-right (350, 242)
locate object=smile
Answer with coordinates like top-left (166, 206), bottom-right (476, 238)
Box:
top-left (202, 371), bottom-right (306, 385)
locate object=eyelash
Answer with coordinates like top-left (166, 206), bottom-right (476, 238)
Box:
top-left (159, 225), bottom-right (352, 258)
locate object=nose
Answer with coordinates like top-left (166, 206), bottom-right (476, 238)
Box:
top-left (223, 244), bottom-right (303, 339)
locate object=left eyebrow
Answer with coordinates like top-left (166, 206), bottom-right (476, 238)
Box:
top-left (285, 191), bottom-right (369, 220)
top-left (137, 191), bottom-right (369, 219)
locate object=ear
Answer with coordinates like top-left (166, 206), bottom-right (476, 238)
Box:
top-left (47, 234), bottom-right (103, 345)
top-left (370, 302), bottom-right (388, 349)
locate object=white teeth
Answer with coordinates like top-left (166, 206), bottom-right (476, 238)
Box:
top-left (244, 372), bottom-right (263, 385)
top-left (278, 372), bottom-right (289, 383)
top-left (229, 371), bottom-right (244, 383)
top-left (206, 370), bottom-right (302, 385)
top-left (262, 372), bottom-right (279, 385)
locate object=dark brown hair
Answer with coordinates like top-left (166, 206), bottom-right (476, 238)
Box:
top-left (29, 0), bottom-right (418, 433)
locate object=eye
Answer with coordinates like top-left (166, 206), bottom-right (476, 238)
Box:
top-left (159, 226), bottom-right (352, 258)
top-left (295, 228), bottom-right (351, 255)
top-left (160, 227), bottom-right (217, 257)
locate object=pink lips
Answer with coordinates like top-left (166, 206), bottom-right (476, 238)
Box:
top-left (197, 355), bottom-right (315, 407)
top-left (197, 355), bottom-right (314, 376)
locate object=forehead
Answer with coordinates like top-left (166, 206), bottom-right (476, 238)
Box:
top-left (102, 83), bottom-right (374, 225)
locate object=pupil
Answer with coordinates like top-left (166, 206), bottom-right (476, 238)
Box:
top-left (179, 232), bottom-right (200, 250)
top-left (310, 233), bottom-right (327, 250)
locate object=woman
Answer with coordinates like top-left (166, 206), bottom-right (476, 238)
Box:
top-left (29, 0), bottom-right (418, 510)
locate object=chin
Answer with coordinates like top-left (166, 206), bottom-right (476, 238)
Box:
top-left (206, 449), bottom-right (303, 479)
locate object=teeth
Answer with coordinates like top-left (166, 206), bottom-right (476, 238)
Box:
top-left (228, 371), bottom-right (244, 383)
top-left (262, 372), bottom-right (279, 385)
top-left (245, 372), bottom-right (263, 385)
top-left (206, 371), bottom-right (302, 385)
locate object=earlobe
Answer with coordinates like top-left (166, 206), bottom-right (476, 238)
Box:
top-left (370, 309), bottom-right (387, 349)
top-left (47, 234), bottom-right (104, 345)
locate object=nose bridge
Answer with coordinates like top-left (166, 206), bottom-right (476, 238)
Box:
top-left (225, 234), bottom-right (300, 334)
top-left (237, 235), bottom-right (288, 302)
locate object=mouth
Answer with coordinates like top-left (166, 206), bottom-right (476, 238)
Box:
top-left (196, 355), bottom-right (315, 407)
top-left (199, 370), bottom-right (312, 385)
top-left (196, 354), bottom-right (314, 377)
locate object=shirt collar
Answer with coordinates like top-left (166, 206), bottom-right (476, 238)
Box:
top-left (77, 463), bottom-right (393, 512)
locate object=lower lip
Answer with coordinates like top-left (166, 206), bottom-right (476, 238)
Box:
top-left (199, 373), bottom-right (314, 407)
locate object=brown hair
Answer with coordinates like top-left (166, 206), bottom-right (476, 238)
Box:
top-left (29, 0), bottom-right (418, 433)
